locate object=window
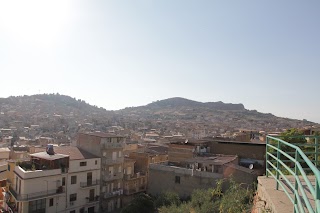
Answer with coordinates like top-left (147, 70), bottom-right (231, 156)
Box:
top-left (71, 176), bottom-right (77, 184)
top-left (109, 167), bottom-right (114, 176)
top-left (118, 166), bottom-right (121, 173)
top-left (62, 177), bottom-right (65, 186)
top-left (80, 161), bottom-right (87, 166)
top-left (29, 198), bottom-right (46, 213)
top-left (8, 165), bottom-right (10, 171)
top-left (95, 160), bottom-right (98, 165)
top-left (49, 198), bottom-right (54, 207)
top-left (70, 193), bottom-right (77, 202)
top-left (112, 152), bottom-right (117, 160)
top-left (70, 211), bottom-right (75, 213)
top-left (118, 151), bottom-right (122, 158)
top-left (175, 176), bottom-right (180, 184)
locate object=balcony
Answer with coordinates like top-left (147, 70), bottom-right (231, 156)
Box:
top-left (123, 185), bottom-right (146, 195)
top-left (86, 195), bottom-right (100, 204)
top-left (123, 172), bottom-right (146, 180)
top-left (103, 189), bottom-right (123, 199)
top-left (9, 185), bottom-right (65, 201)
top-left (103, 158), bottom-right (124, 165)
top-left (5, 201), bottom-right (17, 213)
top-left (101, 143), bottom-right (124, 149)
top-left (139, 185), bottom-right (146, 191)
top-left (103, 172), bottom-right (123, 181)
top-left (80, 179), bottom-right (100, 188)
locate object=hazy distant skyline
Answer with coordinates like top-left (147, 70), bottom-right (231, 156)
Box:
top-left (0, 1), bottom-right (320, 123)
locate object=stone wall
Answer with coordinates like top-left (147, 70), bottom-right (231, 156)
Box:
top-left (208, 141), bottom-right (265, 160)
top-left (147, 164), bottom-right (223, 199)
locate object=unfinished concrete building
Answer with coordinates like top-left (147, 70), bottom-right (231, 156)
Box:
top-left (77, 132), bottom-right (125, 213)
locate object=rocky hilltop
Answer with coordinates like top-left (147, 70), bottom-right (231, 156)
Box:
top-left (146, 97), bottom-right (245, 111)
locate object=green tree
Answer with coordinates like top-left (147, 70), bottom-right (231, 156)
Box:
top-left (159, 202), bottom-right (192, 213)
top-left (121, 193), bottom-right (155, 213)
top-left (154, 191), bottom-right (181, 208)
top-left (279, 128), bottom-right (316, 171)
top-left (218, 180), bottom-right (254, 213)
top-left (159, 180), bottom-right (223, 213)
top-left (190, 180), bottom-right (223, 213)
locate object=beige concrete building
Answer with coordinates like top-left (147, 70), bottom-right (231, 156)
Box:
top-left (6, 146), bottom-right (100, 213)
top-left (128, 151), bottom-right (168, 176)
top-left (77, 132), bottom-right (125, 213)
top-left (0, 147), bottom-right (10, 161)
top-left (168, 139), bottom-right (210, 166)
top-left (0, 160), bottom-right (8, 183)
top-left (147, 155), bottom-right (256, 199)
top-left (122, 158), bottom-right (147, 206)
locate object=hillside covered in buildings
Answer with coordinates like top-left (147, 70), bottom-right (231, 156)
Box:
top-left (0, 94), bottom-right (316, 146)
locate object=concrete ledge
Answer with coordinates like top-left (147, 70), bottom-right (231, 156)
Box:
top-left (256, 176), bottom-right (292, 213)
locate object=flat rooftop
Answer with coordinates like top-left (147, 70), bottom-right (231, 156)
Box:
top-left (34, 146), bottom-right (99, 160)
top-left (212, 140), bottom-right (266, 145)
top-left (30, 152), bottom-right (69, 161)
top-left (184, 155), bottom-right (237, 166)
top-left (80, 132), bottom-right (124, 138)
top-left (169, 138), bottom-right (210, 145)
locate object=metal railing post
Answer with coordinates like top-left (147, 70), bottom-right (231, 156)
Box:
top-left (294, 150), bottom-right (299, 213)
top-left (316, 176), bottom-right (320, 213)
top-left (266, 136), bottom-right (269, 177)
top-left (315, 137), bottom-right (318, 168)
top-left (276, 140), bottom-right (280, 190)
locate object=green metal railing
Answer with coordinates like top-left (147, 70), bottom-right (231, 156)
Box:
top-left (266, 135), bottom-right (320, 213)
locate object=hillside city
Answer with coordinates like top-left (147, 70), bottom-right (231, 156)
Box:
top-left (0, 94), bottom-right (319, 213)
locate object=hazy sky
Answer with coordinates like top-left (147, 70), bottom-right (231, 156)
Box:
top-left (0, 1), bottom-right (319, 122)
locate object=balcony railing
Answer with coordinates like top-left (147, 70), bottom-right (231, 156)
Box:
top-left (103, 189), bottom-right (123, 198)
top-left (123, 185), bottom-right (146, 195)
top-left (80, 179), bottom-right (100, 188)
top-left (103, 173), bottom-right (123, 181)
top-left (86, 195), bottom-right (100, 204)
top-left (123, 172), bottom-right (146, 180)
top-left (101, 143), bottom-right (124, 149)
top-left (103, 158), bottom-right (124, 165)
top-left (9, 185), bottom-right (65, 201)
top-left (5, 201), bottom-right (17, 213)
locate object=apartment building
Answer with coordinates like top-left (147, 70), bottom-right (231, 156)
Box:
top-left (122, 158), bottom-right (147, 206)
top-left (168, 139), bottom-right (210, 166)
top-left (128, 151), bottom-right (168, 176)
top-left (77, 132), bottom-right (125, 213)
top-left (147, 155), bottom-right (257, 199)
top-left (6, 146), bottom-right (100, 213)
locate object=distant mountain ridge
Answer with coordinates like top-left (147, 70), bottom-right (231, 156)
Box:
top-left (0, 94), bottom-right (316, 138)
top-left (147, 97), bottom-right (245, 111)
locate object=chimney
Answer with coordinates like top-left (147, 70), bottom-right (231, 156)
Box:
top-left (46, 144), bottom-right (55, 155)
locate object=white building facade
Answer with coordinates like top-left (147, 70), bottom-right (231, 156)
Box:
top-left (8, 147), bottom-right (100, 213)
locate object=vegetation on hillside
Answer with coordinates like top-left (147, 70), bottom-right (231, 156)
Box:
top-left (121, 179), bottom-right (255, 213)
top-left (267, 128), bottom-right (320, 175)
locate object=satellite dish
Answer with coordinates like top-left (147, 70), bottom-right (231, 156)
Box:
top-left (185, 139), bottom-right (188, 144)
top-left (249, 164), bottom-right (254, 170)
